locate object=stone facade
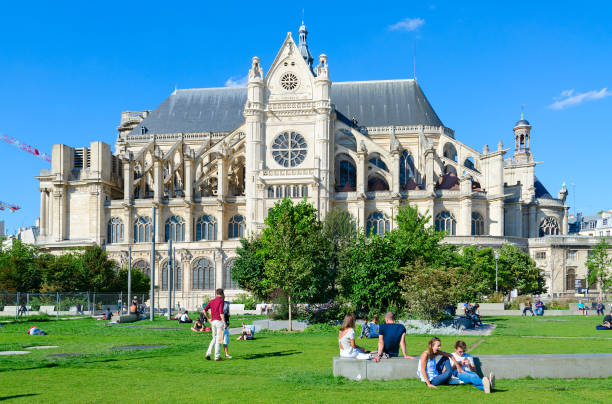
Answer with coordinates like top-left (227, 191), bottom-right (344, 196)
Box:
top-left (37, 24), bottom-right (600, 300)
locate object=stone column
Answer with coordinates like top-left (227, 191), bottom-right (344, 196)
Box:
top-left (391, 149), bottom-right (400, 195)
top-left (424, 147), bottom-right (435, 193)
top-left (459, 175), bottom-right (472, 236)
top-left (124, 206), bottom-right (133, 244)
top-left (123, 158), bottom-right (133, 203)
top-left (490, 199), bottom-right (504, 237)
top-left (217, 201), bottom-right (226, 240)
top-left (184, 204), bottom-right (193, 242)
top-left (217, 154), bottom-right (228, 200)
top-left (181, 251), bottom-right (193, 294)
top-left (184, 152), bottom-right (194, 202)
top-left (53, 186), bottom-right (66, 241)
top-left (562, 207), bottom-right (569, 235)
top-left (356, 150), bottom-right (367, 195)
top-left (529, 205), bottom-right (538, 238)
top-left (39, 189), bottom-right (48, 237)
top-left (214, 249), bottom-right (223, 290)
top-left (153, 154), bottom-right (163, 204)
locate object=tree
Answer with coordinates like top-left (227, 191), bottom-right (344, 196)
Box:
top-left (498, 244), bottom-right (547, 296)
top-left (117, 267), bottom-right (150, 293)
top-left (43, 252), bottom-right (84, 292)
top-left (231, 237), bottom-right (270, 300)
top-left (399, 259), bottom-right (480, 324)
top-left (259, 199), bottom-right (331, 331)
top-left (586, 238), bottom-right (612, 297)
top-left (0, 239), bottom-right (48, 292)
top-left (80, 246), bottom-right (119, 292)
top-left (339, 232), bottom-right (400, 314)
top-left (322, 207), bottom-right (357, 297)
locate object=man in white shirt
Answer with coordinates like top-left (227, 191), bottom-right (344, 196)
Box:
top-left (448, 340), bottom-right (494, 393)
top-left (178, 310), bottom-right (193, 324)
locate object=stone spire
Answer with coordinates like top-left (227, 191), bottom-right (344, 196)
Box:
top-left (298, 19), bottom-right (313, 69)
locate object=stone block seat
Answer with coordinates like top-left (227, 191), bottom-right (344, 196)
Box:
top-left (333, 353), bottom-right (612, 380)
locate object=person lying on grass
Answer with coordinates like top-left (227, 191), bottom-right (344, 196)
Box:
top-left (191, 319), bottom-right (205, 332)
top-left (447, 340), bottom-right (494, 392)
top-left (338, 313), bottom-right (374, 360)
top-left (417, 337), bottom-right (492, 393)
top-left (236, 322), bottom-right (256, 340)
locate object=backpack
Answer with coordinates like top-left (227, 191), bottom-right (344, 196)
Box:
top-left (223, 301), bottom-right (230, 327)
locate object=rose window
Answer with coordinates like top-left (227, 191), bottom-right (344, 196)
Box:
top-left (280, 73), bottom-right (298, 91)
top-left (272, 132), bottom-right (307, 167)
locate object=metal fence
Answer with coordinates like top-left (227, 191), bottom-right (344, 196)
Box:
top-left (0, 291), bottom-right (234, 320)
top-left (0, 292), bottom-right (149, 320)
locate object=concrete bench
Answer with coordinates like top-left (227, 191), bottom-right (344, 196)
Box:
top-left (39, 306), bottom-right (56, 314)
top-left (252, 319), bottom-right (309, 331)
top-left (333, 353), bottom-right (612, 380)
top-left (2, 306), bottom-right (18, 314)
top-left (229, 304), bottom-right (245, 315)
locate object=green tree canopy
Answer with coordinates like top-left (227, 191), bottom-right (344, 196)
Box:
top-left (586, 238), bottom-right (612, 296)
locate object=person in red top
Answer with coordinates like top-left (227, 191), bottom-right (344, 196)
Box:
top-left (203, 289), bottom-right (226, 361)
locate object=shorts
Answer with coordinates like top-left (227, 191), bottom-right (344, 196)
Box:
top-left (223, 328), bottom-right (229, 346)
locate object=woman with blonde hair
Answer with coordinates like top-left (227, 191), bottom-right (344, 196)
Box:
top-left (338, 313), bottom-right (373, 360)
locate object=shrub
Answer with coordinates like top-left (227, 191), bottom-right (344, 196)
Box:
top-left (298, 301), bottom-right (344, 325)
top-left (232, 293), bottom-right (256, 310)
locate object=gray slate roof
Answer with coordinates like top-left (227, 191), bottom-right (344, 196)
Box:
top-left (131, 79), bottom-right (443, 135)
top-left (534, 177), bottom-right (553, 199)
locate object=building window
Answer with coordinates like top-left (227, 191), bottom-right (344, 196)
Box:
top-left (302, 185), bottom-right (308, 197)
top-left (280, 72), bottom-right (299, 91)
top-left (134, 216), bottom-right (151, 243)
top-left (566, 268), bottom-right (576, 291)
top-left (195, 215), bottom-right (217, 241)
top-left (267, 187), bottom-right (274, 198)
top-left (165, 216), bottom-right (185, 242)
top-left (567, 250), bottom-right (577, 260)
top-left (192, 258), bottom-right (215, 290)
top-left (366, 211), bottom-right (390, 236)
top-left (223, 258), bottom-right (239, 290)
top-left (471, 213), bottom-right (485, 236)
top-left (108, 217), bottom-right (124, 244)
top-left (228, 215), bottom-right (246, 239)
top-left (435, 211), bottom-right (457, 235)
top-left (161, 261), bottom-right (182, 291)
top-left (132, 260), bottom-right (150, 278)
top-left (275, 186), bottom-right (282, 198)
top-left (535, 251), bottom-right (546, 260)
top-left (369, 155), bottom-right (388, 171)
top-left (539, 216), bottom-right (560, 237)
top-left (399, 151), bottom-right (415, 188)
top-left (272, 131), bottom-right (307, 167)
top-left (285, 185), bottom-right (291, 198)
top-left (337, 159), bottom-right (356, 192)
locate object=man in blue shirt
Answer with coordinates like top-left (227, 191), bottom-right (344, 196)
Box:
top-left (376, 312), bottom-right (414, 359)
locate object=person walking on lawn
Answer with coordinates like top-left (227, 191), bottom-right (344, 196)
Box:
top-left (203, 289), bottom-right (226, 361)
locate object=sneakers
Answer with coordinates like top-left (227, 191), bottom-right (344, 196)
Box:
top-left (214, 357), bottom-right (224, 361)
top-left (205, 355), bottom-right (211, 361)
top-left (482, 377), bottom-right (491, 394)
top-left (489, 372), bottom-right (495, 389)
top-left (225, 355), bottom-right (232, 359)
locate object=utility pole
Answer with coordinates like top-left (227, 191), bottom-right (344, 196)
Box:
top-left (127, 246), bottom-right (132, 314)
top-left (150, 206), bottom-right (156, 321)
top-left (494, 250), bottom-right (500, 293)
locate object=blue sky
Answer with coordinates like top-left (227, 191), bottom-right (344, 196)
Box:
top-left (1, 1), bottom-right (611, 233)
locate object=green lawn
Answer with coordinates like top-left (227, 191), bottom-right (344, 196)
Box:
top-left (1, 315), bottom-right (611, 403)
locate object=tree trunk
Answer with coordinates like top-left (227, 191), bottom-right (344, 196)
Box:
top-left (288, 293), bottom-right (292, 332)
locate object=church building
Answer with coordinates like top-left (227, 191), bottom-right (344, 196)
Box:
top-left (35, 24), bottom-right (571, 302)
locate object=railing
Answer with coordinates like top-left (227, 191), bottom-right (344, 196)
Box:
top-left (260, 168), bottom-right (317, 177)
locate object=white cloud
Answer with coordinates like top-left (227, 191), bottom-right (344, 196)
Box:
top-left (549, 88), bottom-right (612, 110)
top-left (388, 17), bottom-right (425, 32)
top-left (224, 75), bottom-right (249, 87)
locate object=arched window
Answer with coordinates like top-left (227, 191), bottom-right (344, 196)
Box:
top-left (539, 217), bottom-right (560, 237)
top-left (132, 260), bottom-right (150, 278)
top-left (399, 151), bottom-right (414, 187)
top-left (435, 211), bottom-right (456, 235)
top-left (566, 268), bottom-right (576, 291)
top-left (368, 154), bottom-right (388, 171)
top-left (161, 260), bottom-right (182, 291)
top-left (443, 143), bottom-right (458, 162)
top-left (471, 213), bottom-right (485, 236)
top-left (302, 185), bottom-right (308, 197)
top-left (108, 217), bottom-right (124, 244)
top-left (192, 258), bottom-right (215, 290)
top-left (267, 187), bottom-right (274, 198)
top-left (165, 216), bottom-right (185, 242)
top-left (134, 216), bottom-right (151, 243)
top-left (366, 211), bottom-right (390, 236)
top-left (336, 158), bottom-right (356, 192)
top-left (228, 215), bottom-right (246, 239)
top-left (195, 215), bottom-right (217, 241)
top-left (275, 186), bottom-right (282, 198)
top-left (367, 175), bottom-right (389, 191)
top-left (224, 258), bottom-right (239, 290)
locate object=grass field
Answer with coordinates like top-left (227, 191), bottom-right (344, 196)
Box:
top-left (1, 315), bottom-right (611, 403)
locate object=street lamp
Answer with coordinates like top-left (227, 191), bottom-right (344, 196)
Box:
top-left (494, 250), bottom-right (500, 293)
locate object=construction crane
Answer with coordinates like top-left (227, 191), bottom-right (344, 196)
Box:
top-left (1, 134), bottom-right (51, 163)
top-left (0, 201), bottom-right (20, 212)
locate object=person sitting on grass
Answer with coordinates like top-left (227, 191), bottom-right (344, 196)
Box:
top-left (178, 311), bottom-right (193, 324)
top-left (578, 300), bottom-right (588, 316)
top-left (369, 315), bottom-right (380, 338)
top-left (236, 322), bottom-right (256, 340)
top-left (534, 299), bottom-right (545, 316)
top-left (596, 300), bottom-right (605, 316)
top-left (417, 337), bottom-right (493, 393)
top-left (466, 304), bottom-right (482, 326)
top-left (339, 314), bottom-right (373, 360)
top-left (359, 316), bottom-right (370, 339)
top-left (374, 312), bottom-right (414, 359)
top-left (448, 340), bottom-right (494, 392)
top-left (596, 309), bottom-right (612, 330)
top-left (191, 319), bottom-right (205, 332)
top-left (522, 299), bottom-right (534, 316)
top-left (104, 308), bottom-right (113, 321)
